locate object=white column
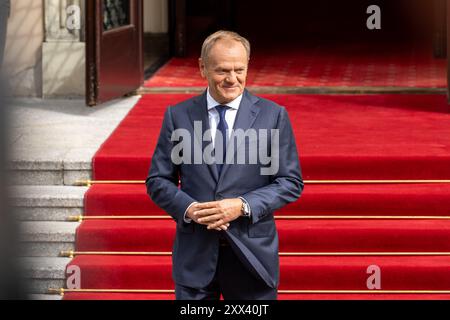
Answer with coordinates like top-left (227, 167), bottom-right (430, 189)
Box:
top-left (42, 0), bottom-right (85, 97)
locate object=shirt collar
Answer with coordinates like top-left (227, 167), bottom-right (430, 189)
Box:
top-left (206, 88), bottom-right (243, 111)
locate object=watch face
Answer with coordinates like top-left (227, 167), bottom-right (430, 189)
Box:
top-left (243, 203), bottom-right (250, 215)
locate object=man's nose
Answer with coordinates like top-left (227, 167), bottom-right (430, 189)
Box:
top-left (225, 72), bottom-right (237, 83)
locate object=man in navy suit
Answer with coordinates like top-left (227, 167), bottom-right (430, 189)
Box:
top-left (146, 30), bottom-right (303, 300)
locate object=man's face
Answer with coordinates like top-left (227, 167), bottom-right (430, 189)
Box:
top-left (199, 39), bottom-right (249, 104)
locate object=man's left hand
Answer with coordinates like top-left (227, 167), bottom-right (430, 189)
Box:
top-left (193, 198), bottom-right (243, 230)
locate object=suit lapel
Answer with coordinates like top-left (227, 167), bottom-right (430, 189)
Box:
top-left (187, 90), bottom-right (261, 186)
top-left (217, 89), bottom-right (261, 186)
top-left (188, 91), bottom-right (219, 182)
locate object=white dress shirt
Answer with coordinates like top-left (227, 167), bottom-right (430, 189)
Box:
top-left (206, 88), bottom-right (243, 145)
top-left (184, 89), bottom-right (251, 223)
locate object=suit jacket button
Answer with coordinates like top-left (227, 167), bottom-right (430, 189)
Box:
top-left (216, 194), bottom-right (223, 200)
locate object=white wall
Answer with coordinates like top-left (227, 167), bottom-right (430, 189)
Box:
top-left (144, 0), bottom-right (168, 33)
top-left (4, 0), bottom-right (44, 96)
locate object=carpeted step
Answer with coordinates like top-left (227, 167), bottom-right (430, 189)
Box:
top-left (62, 292), bottom-right (450, 300)
top-left (85, 184), bottom-right (450, 216)
top-left (92, 94), bottom-right (450, 181)
top-left (67, 255), bottom-right (450, 290)
top-left (75, 219), bottom-right (450, 253)
top-left (84, 183), bottom-right (450, 217)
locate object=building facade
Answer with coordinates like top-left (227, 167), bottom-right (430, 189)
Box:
top-left (3, 0), bottom-right (168, 99)
top-left (2, 0), bottom-right (448, 104)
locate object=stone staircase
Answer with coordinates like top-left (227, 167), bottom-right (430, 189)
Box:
top-left (12, 184), bottom-right (88, 299)
top-left (9, 124), bottom-right (97, 299)
top-left (8, 96), bottom-right (140, 300)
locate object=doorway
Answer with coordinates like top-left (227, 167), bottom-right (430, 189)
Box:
top-left (142, 0), bottom-right (446, 91)
top-left (87, 0), bottom-right (448, 105)
top-left (142, 0), bottom-right (170, 79)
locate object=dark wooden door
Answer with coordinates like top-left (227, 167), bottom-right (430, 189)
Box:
top-left (86, 0), bottom-right (143, 106)
top-left (169, 0), bottom-right (186, 57)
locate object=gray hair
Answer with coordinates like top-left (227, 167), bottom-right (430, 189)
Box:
top-left (200, 30), bottom-right (251, 64)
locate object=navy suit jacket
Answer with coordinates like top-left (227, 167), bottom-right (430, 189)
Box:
top-left (146, 89), bottom-right (303, 289)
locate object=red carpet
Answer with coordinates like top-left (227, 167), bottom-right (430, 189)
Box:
top-left (63, 292), bottom-right (450, 300)
top-left (84, 184), bottom-right (450, 217)
top-left (144, 43), bottom-right (446, 88)
top-left (76, 219), bottom-right (450, 253)
top-left (66, 255), bottom-right (450, 290)
top-left (93, 94), bottom-right (450, 181)
top-left (64, 93), bottom-right (450, 300)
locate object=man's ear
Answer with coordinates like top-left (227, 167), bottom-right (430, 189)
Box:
top-left (199, 58), bottom-right (206, 78)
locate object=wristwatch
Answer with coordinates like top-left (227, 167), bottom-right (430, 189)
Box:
top-left (241, 199), bottom-right (251, 217)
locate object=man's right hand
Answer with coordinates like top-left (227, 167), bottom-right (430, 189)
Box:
top-left (186, 203), bottom-right (230, 231)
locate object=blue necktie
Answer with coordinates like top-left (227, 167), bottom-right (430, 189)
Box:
top-left (215, 105), bottom-right (229, 176)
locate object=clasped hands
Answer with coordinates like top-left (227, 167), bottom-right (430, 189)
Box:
top-left (186, 198), bottom-right (244, 231)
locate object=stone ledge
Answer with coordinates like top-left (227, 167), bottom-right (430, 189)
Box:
top-left (28, 279), bottom-right (66, 295)
top-left (20, 221), bottom-right (78, 242)
top-left (10, 186), bottom-right (88, 207)
top-left (20, 242), bottom-right (75, 258)
top-left (16, 207), bottom-right (84, 222)
top-left (21, 257), bottom-right (70, 279)
top-left (9, 160), bottom-right (64, 171)
top-left (29, 294), bottom-right (63, 300)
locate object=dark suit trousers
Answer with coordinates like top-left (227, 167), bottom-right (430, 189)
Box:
top-left (175, 237), bottom-right (278, 300)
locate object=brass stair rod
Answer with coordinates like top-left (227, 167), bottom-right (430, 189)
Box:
top-left (74, 179), bottom-right (450, 186)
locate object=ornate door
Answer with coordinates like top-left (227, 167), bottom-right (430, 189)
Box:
top-left (86, 0), bottom-right (143, 106)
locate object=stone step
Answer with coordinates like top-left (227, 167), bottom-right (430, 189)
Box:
top-left (10, 186), bottom-right (88, 221)
top-left (9, 96), bottom-right (141, 186)
top-left (29, 294), bottom-right (63, 300)
top-left (9, 159), bottom-right (91, 186)
top-left (19, 222), bottom-right (79, 257)
top-left (21, 257), bottom-right (70, 294)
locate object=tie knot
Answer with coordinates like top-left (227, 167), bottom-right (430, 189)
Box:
top-left (215, 105), bottom-right (229, 118)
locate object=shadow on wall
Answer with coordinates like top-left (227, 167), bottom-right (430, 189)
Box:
top-left (3, 0), bottom-right (43, 97)
top-left (42, 40), bottom-right (85, 98)
top-left (42, 0), bottom-right (85, 98)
